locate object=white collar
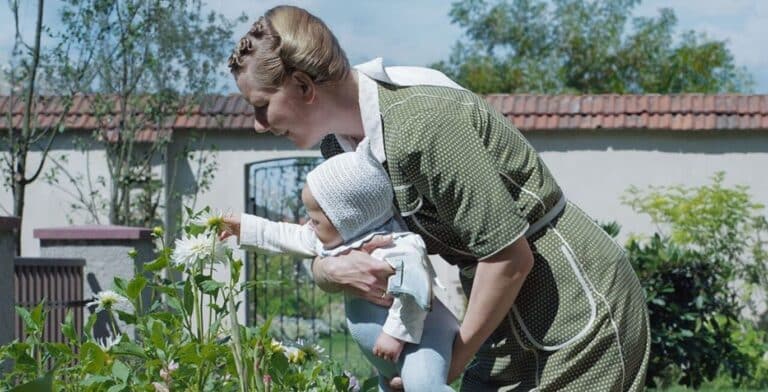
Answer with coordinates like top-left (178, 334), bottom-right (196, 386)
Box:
top-left (334, 58), bottom-right (466, 164)
top-left (317, 218), bottom-right (407, 257)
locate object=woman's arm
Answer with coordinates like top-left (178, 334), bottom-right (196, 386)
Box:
top-left (311, 236), bottom-right (396, 307)
top-left (448, 236), bottom-right (534, 383)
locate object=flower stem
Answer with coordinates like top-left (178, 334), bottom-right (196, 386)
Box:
top-left (227, 258), bottom-right (247, 392)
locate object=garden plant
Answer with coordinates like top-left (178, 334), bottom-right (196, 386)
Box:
top-left (0, 208), bottom-right (362, 391)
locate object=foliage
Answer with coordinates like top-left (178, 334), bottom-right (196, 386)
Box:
top-left (1, 0), bottom-right (96, 253)
top-left (0, 207), bottom-right (357, 391)
top-left (627, 234), bottom-right (748, 388)
top-left (435, 0), bottom-right (754, 93)
top-left (621, 173), bottom-right (768, 388)
top-left (623, 172), bottom-right (768, 321)
top-left (51, 0), bottom-right (244, 226)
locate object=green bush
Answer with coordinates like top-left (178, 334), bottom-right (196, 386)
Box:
top-left (621, 172), bottom-right (768, 389)
top-left (627, 234), bottom-right (748, 388)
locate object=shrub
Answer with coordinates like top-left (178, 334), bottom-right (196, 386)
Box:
top-left (621, 173), bottom-right (768, 389)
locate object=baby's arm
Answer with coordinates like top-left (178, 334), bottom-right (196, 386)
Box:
top-left (239, 213), bottom-right (317, 258)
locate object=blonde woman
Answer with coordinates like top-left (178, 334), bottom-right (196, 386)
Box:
top-left (224, 5), bottom-right (650, 391)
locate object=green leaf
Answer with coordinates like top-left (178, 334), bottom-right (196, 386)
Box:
top-left (112, 341), bottom-right (147, 358)
top-left (361, 376), bottom-right (379, 392)
top-left (107, 383), bottom-right (127, 392)
top-left (15, 306), bottom-right (39, 332)
top-left (183, 279), bottom-right (194, 315)
top-left (126, 276), bottom-right (147, 300)
top-left (79, 375), bottom-right (112, 387)
top-left (81, 342), bottom-right (106, 373)
top-left (333, 375), bottom-right (350, 391)
top-left (113, 277), bottom-right (128, 296)
top-left (10, 371), bottom-right (53, 392)
top-left (61, 309), bottom-right (77, 342)
top-left (144, 255), bottom-right (168, 272)
top-left (116, 310), bottom-right (136, 324)
top-left (199, 279), bottom-right (224, 295)
top-left (30, 302), bottom-right (46, 328)
top-left (112, 359), bottom-right (130, 382)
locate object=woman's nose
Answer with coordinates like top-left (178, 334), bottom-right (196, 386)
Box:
top-left (253, 118), bottom-right (270, 133)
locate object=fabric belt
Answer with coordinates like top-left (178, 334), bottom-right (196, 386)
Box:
top-left (524, 195), bottom-right (567, 238)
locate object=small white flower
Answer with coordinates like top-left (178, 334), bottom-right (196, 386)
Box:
top-left (96, 334), bottom-right (121, 352)
top-left (160, 360), bottom-right (179, 382)
top-left (192, 209), bottom-right (227, 231)
top-left (268, 338), bottom-right (285, 353)
top-left (87, 290), bottom-right (133, 313)
top-left (171, 232), bottom-right (227, 268)
top-left (284, 345), bottom-right (306, 363)
top-left (152, 382), bottom-right (169, 392)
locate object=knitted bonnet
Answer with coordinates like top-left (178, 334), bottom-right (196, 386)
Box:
top-left (305, 152), bottom-right (394, 242)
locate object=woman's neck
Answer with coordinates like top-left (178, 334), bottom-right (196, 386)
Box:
top-left (320, 70), bottom-right (365, 141)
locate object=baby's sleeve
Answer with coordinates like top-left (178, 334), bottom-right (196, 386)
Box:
top-left (239, 213), bottom-right (317, 258)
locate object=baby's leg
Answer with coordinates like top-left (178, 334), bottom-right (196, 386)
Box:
top-left (345, 296), bottom-right (400, 387)
top-left (399, 298), bottom-right (459, 391)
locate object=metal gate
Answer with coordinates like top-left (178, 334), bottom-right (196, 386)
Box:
top-left (14, 257), bottom-right (86, 343)
top-left (244, 157), bottom-right (373, 377)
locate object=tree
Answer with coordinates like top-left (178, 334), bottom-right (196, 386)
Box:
top-left (53, 0), bottom-right (243, 226)
top-left (2, 0), bottom-right (96, 254)
top-left (434, 0), bottom-right (754, 94)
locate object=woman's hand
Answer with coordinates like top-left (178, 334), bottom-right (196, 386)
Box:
top-left (219, 214), bottom-right (241, 241)
top-left (311, 235), bottom-right (395, 307)
top-left (447, 332), bottom-right (472, 383)
top-left (447, 237), bottom-right (534, 383)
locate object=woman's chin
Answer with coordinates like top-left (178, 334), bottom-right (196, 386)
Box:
top-left (290, 135), bottom-right (320, 149)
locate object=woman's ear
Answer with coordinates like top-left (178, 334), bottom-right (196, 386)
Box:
top-left (292, 71), bottom-right (316, 104)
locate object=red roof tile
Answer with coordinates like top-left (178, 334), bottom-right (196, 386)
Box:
top-left (1, 93), bottom-right (767, 135)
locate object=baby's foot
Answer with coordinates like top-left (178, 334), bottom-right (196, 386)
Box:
top-left (372, 332), bottom-right (405, 362)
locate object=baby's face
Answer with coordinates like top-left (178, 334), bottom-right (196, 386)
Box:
top-left (302, 185), bottom-right (343, 248)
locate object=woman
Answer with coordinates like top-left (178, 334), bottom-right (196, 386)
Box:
top-left (224, 5), bottom-right (650, 391)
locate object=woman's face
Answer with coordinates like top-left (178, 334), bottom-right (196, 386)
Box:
top-left (301, 185), bottom-right (343, 248)
top-left (235, 71), bottom-right (326, 149)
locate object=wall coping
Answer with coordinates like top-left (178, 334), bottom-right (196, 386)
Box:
top-left (0, 216), bottom-right (20, 231)
top-left (34, 225), bottom-right (152, 240)
top-left (15, 257), bottom-right (86, 267)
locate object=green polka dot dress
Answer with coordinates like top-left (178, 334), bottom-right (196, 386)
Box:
top-left (322, 83), bottom-right (650, 391)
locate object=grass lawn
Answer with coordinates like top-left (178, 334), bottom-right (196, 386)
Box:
top-left (318, 331), bottom-right (376, 379)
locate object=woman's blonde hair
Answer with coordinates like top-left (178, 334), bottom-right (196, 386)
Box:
top-left (228, 6), bottom-right (350, 88)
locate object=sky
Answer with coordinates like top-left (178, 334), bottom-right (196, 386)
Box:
top-left (2, 0), bottom-right (767, 94)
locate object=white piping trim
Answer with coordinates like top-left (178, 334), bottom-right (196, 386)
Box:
top-left (399, 195), bottom-right (423, 217)
top-left (499, 172), bottom-right (547, 213)
top-left (510, 242), bottom-right (597, 351)
top-left (393, 184), bottom-right (412, 191)
top-left (552, 225), bottom-right (628, 388)
top-left (477, 225), bottom-right (529, 261)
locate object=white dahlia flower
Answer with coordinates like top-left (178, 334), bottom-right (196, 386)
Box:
top-left (87, 290), bottom-right (133, 313)
top-left (171, 232), bottom-right (227, 268)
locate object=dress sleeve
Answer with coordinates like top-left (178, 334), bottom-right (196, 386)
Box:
top-left (394, 110), bottom-right (530, 260)
top-left (238, 213), bottom-right (318, 258)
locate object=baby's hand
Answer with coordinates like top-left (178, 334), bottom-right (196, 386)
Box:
top-left (372, 332), bottom-right (405, 362)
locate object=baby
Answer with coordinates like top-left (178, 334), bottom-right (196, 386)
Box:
top-left (236, 151), bottom-right (458, 391)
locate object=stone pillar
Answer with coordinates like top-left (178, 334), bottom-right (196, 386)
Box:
top-left (0, 217), bottom-right (20, 348)
top-left (34, 225), bottom-right (154, 338)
